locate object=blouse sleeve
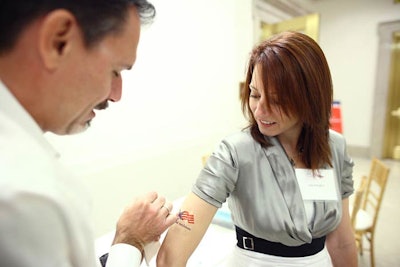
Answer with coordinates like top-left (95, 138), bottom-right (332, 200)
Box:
top-left (192, 139), bottom-right (239, 208)
top-left (340, 147), bottom-right (354, 199)
top-left (330, 130), bottom-right (355, 199)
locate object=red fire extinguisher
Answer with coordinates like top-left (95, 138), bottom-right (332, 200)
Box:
top-left (330, 101), bottom-right (343, 133)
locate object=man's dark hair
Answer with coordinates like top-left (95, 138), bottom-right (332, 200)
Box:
top-left (0, 0), bottom-right (155, 53)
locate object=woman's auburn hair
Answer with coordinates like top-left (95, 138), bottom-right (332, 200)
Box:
top-left (241, 31), bottom-right (333, 171)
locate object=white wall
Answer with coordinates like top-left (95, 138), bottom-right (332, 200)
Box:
top-left (45, 0), bottom-right (400, 236)
top-left (46, 0), bottom-right (253, 236)
top-left (47, 0), bottom-right (252, 171)
top-left (305, 0), bottom-right (400, 149)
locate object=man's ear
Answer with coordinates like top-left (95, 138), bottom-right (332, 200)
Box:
top-left (38, 10), bottom-right (79, 70)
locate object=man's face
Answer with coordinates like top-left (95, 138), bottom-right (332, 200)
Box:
top-left (49, 7), bottom-right (140, 135)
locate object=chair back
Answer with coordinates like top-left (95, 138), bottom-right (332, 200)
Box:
top-left (361, 158), bottom-right (390, 229)
top-left (351, 176), bottom-right (368, 230)
top-left (201, 154), bottom-right (210, 166)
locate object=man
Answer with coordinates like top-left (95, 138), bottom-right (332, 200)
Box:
top-left (0, 1), bottom-right (177, 266)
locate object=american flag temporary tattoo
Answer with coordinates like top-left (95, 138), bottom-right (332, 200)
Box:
top-left (178, 210), bottom-right (195, 224)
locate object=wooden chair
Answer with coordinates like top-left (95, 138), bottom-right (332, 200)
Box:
top-left (354, 158), bottom-right (390, 267)
top-left (350, 176), bottom-right (367, 248)
top-left (201, 154), bottom-right (210, 166)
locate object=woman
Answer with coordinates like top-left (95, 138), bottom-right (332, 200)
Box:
top-left (157, 31), bottom-right (357, 267)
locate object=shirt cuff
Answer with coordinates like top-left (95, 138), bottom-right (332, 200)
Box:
top-left (105, 243), bottom-right (142, 267)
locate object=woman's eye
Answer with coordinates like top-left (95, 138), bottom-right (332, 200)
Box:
top-left (250, 94), bottom-right (260, 99)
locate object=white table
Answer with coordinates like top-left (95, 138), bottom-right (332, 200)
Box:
top-left (95, 198), bottom-right (236, 266)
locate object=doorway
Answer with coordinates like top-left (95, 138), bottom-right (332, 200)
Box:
top-left (251, 0), bottom-right (317, 43)
top-left (260, 13), bottom-right (319, 42)
top-left (382, 31), bottom-right (400, 159)
top-left (371, 20), bottom-right (400, 159)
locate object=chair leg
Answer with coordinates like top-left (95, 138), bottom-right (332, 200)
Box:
top-left (370, 234), bottom-right (375, 267)
top-left (355, 235), bottom-right (361, 254)
top-left (359, 234), bottom-right (364, 255)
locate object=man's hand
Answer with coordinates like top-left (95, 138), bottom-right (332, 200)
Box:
top-left (112, 192), bottom-right (178, 253)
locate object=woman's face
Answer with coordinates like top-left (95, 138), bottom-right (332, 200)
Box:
top-left (249, 64), bottom-right (302, 138)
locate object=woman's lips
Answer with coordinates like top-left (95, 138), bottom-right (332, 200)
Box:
top-left (260, 120), bottom-right (275, 125)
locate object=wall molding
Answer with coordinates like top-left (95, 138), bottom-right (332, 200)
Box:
top-left (347, 145), bottom-right (370, 158)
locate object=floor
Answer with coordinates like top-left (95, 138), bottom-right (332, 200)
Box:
top-left (352, 157), bottom-right (400, 267)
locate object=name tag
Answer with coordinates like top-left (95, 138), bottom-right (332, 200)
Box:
top-left (295, 168), bottom-right (338, 201)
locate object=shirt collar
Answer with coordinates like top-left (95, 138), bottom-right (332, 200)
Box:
top-left (0, 80), bottom-right (60, 158)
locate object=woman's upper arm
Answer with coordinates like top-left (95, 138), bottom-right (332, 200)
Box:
top-left (326, 198), bottom-right (353, 243)
top-left (157, 192), bottom-right (218, 267)
top-left (326, 198), bottom-right (358, 267)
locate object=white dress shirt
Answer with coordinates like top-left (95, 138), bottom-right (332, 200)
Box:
top-left (0, 81), bottom-right (141, 267)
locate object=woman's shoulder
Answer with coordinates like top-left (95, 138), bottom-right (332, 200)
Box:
top-left (329, 129), bottom-right (346, 144)
top-left (329, 129), bottom-right (349, 156)
top-left (329, 129), bottom-right (343, 137)
top-left (223, 128), bottom-right (254, 145)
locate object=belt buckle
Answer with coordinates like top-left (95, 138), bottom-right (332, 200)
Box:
top-left (242, 236), bottom-right (254, 250)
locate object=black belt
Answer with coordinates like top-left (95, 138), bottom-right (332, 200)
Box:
top-left (236, 226), bottom-right (326, 257)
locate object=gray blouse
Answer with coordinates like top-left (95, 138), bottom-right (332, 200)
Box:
top-left (192, 129), bottom-right (354, 246)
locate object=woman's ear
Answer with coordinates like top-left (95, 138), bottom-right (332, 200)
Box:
top-left (38, 9), bottom-right (79, 70)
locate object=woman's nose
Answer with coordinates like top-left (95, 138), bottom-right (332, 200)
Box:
top-left (254, 98), bottom-right (269, 116)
